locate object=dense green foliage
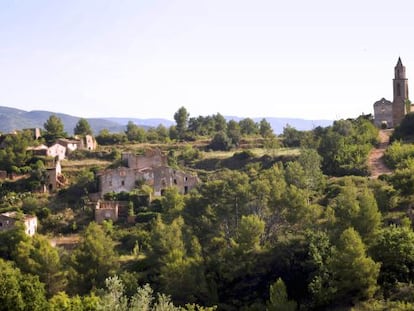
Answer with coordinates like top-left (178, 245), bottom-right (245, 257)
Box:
top-left (317, 117), bottom-right (378, 176)
top-left (74, 118), bottom-right (93, 136)
top-left (0, 130), bottom-right (35, 173)
top-left (392, 112), bottom-right (414, 141)
top-left (384, 140), bottom-right (414, 168)
top-left (96, 107), bottom-right (274, 147)
top-left (44, 114), bottom-right (67, 143)
top-left (3, 112), bottom-right (414, 310)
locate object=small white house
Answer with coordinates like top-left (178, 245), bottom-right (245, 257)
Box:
top-left (47, 143), bottom-right (66, 160)
top-left (0, 212), bottom-right (38, 236)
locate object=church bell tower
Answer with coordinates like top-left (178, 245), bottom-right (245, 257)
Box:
top-left (392, 57), bottom-right (409, 126)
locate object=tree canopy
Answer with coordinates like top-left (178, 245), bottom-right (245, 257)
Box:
top-left (43, 115), bottom-right (67, 143)
top-left (74, 118), bottom-right (93, 136)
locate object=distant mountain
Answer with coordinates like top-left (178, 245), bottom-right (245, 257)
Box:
top-left (0, 106), bottom-right (333, 135)
top-left (0, 107), bottom-right (126, 135)
top-left (254, 117), bottom-right (333, 134)
top-left (222, 116), bottom-right (332, 134)
top-left (105, 116), bottom-right (333, 134)
top-left (104, 117), bottom-right (175, 128)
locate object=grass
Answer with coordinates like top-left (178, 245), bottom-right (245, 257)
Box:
top-left (201, 147), bottom-right (301, 159)
top-left (61, 159), bottom-right (112, 169)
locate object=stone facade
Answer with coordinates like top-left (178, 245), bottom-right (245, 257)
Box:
top-left (57, 135), bottom-right (97, 153)
top-left (28, 143), bottom-right (67, 160)
top-left (98, 149), bottom-right (198, 197)
top-left (392, 57), bottom-right (410, 126)
top-left (46, 143), bottom-right (66, 160)
top-left (56, 138), bottom-right (79, 153)
top-left (94, 201), bottom-right (119, 223)
top-left (82, 135), bottom-right (97, 151)
top-left (373, 98), bottom-right (393, 128)
top-left (122, 149), bottom-right (167, 170)
top-left (152, 166), bottom-right (199, 196)
top-left (98, 167), bottom-right (149, 195)
top-left (374, 57), bottom-right (412, 128)
top-left (45, 160), bottom-right (63, 192)
top-left (0, 212), bottom-right (37, 236)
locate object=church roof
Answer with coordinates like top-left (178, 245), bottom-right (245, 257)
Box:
top-left (373, 98), bottom-right (392, 106)
top-left (396, 57), bottom-right (403, 67)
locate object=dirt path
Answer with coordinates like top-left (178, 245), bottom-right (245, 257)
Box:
top-left (368, 129), bottom-right (393, 178)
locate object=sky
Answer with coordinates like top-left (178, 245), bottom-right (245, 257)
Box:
top-left (1, 0), bottom-right (414, 121)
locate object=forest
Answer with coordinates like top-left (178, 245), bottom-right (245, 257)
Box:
top-left (1, 107), bottom-right (414, 310)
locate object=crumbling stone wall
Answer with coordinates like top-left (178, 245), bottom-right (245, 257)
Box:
top-left (98, 148), bottom-right (198, 197)
top-left (94, 201), bottom-right (119, 223)
top-left (122, 149), bottom-right (167, 170)
top-left (98, 167), bottom-right (153, 195)
top-left (152, 167), bottom-right (198, 196)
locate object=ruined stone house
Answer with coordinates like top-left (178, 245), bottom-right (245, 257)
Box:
top-left (97, 149), bottom-right (198, 197)
top-left (93, 200), bottom-right (130, 224)
top-left (44, 143), bottom-right (67, 160)
top-left (98, 166), bottom-right (147, 195)
top-left (122, 149), bottom-right (167, 170)
top-left (45, 160), bottom-right (64, 192)
top-left (27, 143), bottom-right (66, 160)
top-left (0, 212), bottom-right (37, 236)
top-left (374, 57), bottom-right (414, 128)
top-left (81, 134), bottom-right (97, 151)
top-left (151, 166), bottom-right (198, 195)
top-left (94, 200), bottom-right (119, 224)
top-left (56, 138), bottom-right (79, 153)
top-left (56, 135), bottom-right (97, 154)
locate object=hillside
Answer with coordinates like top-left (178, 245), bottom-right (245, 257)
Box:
top-left (2, 113), bottom-right (414, 310)
top-left (0, 107), bottom-right (128, 134)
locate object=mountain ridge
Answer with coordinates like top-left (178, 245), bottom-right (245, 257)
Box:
top-left (0, 106), bottom-right (333, 135)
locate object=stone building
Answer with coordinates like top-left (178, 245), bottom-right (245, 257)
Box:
top-left (98, 166), bottom-right (148, 195)
top-left (56, 138), bottom-right (80, 153)
top-left (57, 135), bottom-right (97, 154)
top-left (374, 57), bottom-right (412, 128)
top-left (81, 135), bottom-right (97, 151)
top-left (122, 149), bottom-right (167, 170)
top-left (94, 201), bottom-right (119, 224)
top-left (0, 212), bottom-right (37, 236)
top-left (152, 166), bottom-right (199, 195)
top-left (27, 143), bottom-right (66, 160)
top-left (45, 160), bottom-right (64, 192)
top-left (97, 149), bottom-right (198, 197)
top-left (94, 200), bottom-right (131, 224)
top-left (46, 143), bottom-right (66, 160)
top-left (373, 98), bottom-right (393, 128)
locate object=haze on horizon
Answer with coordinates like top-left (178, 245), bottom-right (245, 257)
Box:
top-left (1, 0), bottom-right (414, 121)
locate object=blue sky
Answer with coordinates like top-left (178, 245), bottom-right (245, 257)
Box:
top-left (1, 0), bottom-right (414, 120)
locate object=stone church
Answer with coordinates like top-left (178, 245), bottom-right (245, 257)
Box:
top-left (373, 57), bottom-right (412, 128)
